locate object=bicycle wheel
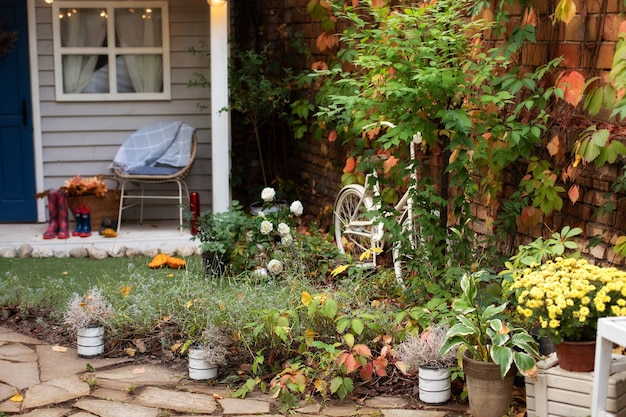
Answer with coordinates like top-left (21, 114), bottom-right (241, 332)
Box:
top-left (334, 185), bottom-right (379, 267)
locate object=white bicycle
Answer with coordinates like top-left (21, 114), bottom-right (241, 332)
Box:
top-left (333, 122), bottom-right (425, 282)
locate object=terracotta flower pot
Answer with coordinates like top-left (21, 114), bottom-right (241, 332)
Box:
top-left (554, 340), bottom-right (596, 372)
top-left (462, 351), bottom-right (516, 417)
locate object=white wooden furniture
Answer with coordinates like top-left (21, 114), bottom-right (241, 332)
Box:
top-left (592, 317), bottom-right (626, 417)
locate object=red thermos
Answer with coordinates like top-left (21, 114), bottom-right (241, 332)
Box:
top-left (190, 192), bottom-right (200, 235)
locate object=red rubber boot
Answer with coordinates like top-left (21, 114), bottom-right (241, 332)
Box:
top-left (56, 189), bottom-right (70, 239)
top-left (43, 190), bottom-right (59, 239)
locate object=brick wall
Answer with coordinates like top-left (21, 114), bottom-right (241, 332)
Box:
top-left (260, 0), bottom-right (626, 265)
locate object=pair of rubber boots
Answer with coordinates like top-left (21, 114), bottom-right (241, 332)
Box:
top-left (43, 189), bottom-right (70, 239)
top-left (72, 204), bottom-right (92, 238)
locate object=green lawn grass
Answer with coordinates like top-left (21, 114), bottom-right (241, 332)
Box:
top-left (0, 255), bottom-right (203, 313)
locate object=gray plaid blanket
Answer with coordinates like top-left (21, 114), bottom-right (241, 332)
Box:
top-left (109, 121), bottom-right (195, 173)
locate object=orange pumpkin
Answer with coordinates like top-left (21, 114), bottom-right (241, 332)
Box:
top-left (166, 257), bottom-right (186, 269)
top-left (148, 254), bottom-right (170, 269)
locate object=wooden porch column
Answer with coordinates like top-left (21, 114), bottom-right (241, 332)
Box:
top-left (210, 1), bottom-right (230, 213)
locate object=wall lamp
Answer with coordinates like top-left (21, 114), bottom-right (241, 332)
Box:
top-left (207, 0), bottom-right (226, 6)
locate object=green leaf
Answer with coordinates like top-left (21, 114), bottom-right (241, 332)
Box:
top-left (490, 345), bottom-right (514, 378)
top-left (513, 351), bottom-right (537, 375)
top-left (351, 318), bottom-right (365, 335)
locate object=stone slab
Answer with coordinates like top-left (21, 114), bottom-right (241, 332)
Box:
top-left (22, 375), bottom-right (90, 410)
top-left (381, 410), bottom-right (447, 417)
top-left (0, 359), bottom-right (40, 389)
top-left (0, 342), bottom-right (38, 362)
top-left (91, 387), bottom-right (132, 403)
top-left (322, 405), bottom-right (375, 416)
top-left (36, 344), bottom-right (132, 382)
top-left (132, 386), bottom-right (217, 414)
top-left (0, 328), bottom-right (44, 345)
top-left (296, 402), bottom-right (322, 414)
top-left (94, 364), bottom-right (183, 390)
top-left (0, 397), bottom-right (21, 414)
top-left (218, 397), bottom-right (271, 415)
top-left (19, 408), bottom-right (74, 417)
top-left (74, 398), bottom-right (159, 417)
top-left (366, 396), bottom-right (410, 408)
top-left (0, 382), bottom-right (16, 402)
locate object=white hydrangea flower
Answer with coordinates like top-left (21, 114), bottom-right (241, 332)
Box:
top-left (281, 233), bottom-right (293, 246)
top-left (260, 220), bottom-right (273, 235)
top-left (253, 268), bottom-right (268, 277)
top-left (267, 259), bottom-right (283, 275)
top-left (261, 187), bottom-right (276, 202)
top-left (277, 222), bottom-right (290, 236)
top-left (290, 200), bottom-right (303, 216)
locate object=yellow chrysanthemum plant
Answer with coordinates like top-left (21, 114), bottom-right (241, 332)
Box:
top-left (511, 257), bottom-right (626, 344)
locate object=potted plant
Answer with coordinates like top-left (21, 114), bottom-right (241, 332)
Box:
top-left (440, 271), bottom-right (540, 417)
top-left (62, 286), bottom-right (114, 357)
top-left (396, 324), bottom-right (457, 404)
top-left (510, 256), bottom-right (626, 372)
top-left (182, 324), bottom-right (230, 380)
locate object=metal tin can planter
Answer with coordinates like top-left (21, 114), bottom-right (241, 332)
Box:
top-left (77, 325), bottom-right (104, 357)
top-left (418, 366), bottom-right (451, 404)
top-left (188, 348), bottom-right (219, 380)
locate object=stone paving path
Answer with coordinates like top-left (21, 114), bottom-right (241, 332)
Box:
top-left (0, 326), bottom-right (453, 416)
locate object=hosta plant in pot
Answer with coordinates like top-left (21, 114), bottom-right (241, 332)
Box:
top-left (62, 286), bottom-right (114, 358)
top-left (396, 324), bottom-right (457, 404)
top-left (440, 271), bottom-right (540, 417)
top-left (511, 256), bottom-right (626, 372)
top-left (182, 325), bottom-right (230, 380)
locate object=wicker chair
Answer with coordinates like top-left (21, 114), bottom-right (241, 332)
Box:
top-left (112, 132), bottom-right (197, 232)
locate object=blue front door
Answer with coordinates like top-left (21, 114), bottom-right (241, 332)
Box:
top-left (0, 0), bottom-right (36, 222)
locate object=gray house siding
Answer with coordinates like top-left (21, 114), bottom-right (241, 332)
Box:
top-left (34, 0), bottom-right (213, 221)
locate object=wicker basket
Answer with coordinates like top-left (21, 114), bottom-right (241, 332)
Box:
top-left (68, 177), bottom-right (121, 230)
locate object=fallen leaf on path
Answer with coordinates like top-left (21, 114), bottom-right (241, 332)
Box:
top-left (132, 367), bottom-right (145, 374)
top-left (52, 345), bottom-right (67, 352)
top-left (9, 392), bottom-right (23, 402)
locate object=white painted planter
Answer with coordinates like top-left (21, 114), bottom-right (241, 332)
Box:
top-left (418, 366), bottom-right (451, 404)
top-left (77, 325), bottom-right (104, 357)
top-left (188, 348), bottom-right (219, 380)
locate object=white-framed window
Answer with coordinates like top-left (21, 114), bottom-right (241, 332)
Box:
top-left (52, 1), bottom-right (170, 101)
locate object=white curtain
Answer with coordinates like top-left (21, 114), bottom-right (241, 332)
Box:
top-left (116, 9), bottom-right (163, 93)
top-left (60, 9), bottom-right (107, 94)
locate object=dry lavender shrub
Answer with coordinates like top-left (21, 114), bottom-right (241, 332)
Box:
top-left (396, 325), bottom-right (457, 370)
top-left (63, 286), bottom-right (114, 332)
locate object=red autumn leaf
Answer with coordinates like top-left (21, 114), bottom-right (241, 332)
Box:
top-left (547, 135), bottom-right (560, 156)
top-left (371, 0), bottom-right (386, 7)
top-left (359, 362), bottom-right (373, 380)
top-left (327, 129), bottom-right (337, 143)
top-left (557, 71), bottom-right (585, 107)
top-left (352, 344), bottom-right (372, 358)
top-left (383, 155), bottom-right (398, 173)
top-left (316, 32), bottom-right (338, 53)
top-left (373, 356), bottom-right (388, 376)
top-left (338, 352), bottom-right (361, 373)
top-left (568, 184), bottom-right (580, 204)
top-left (522, 7), bottom-right (537, 27)
top-left (343, 156), bottom-right (356, 174)
top-left (519, 206), bottom-right (542, 227)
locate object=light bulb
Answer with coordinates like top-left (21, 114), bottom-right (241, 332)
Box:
top-left (44, 0), bottom-right (54, 4)
top-left (207, 0), bottom-right (226, 6)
